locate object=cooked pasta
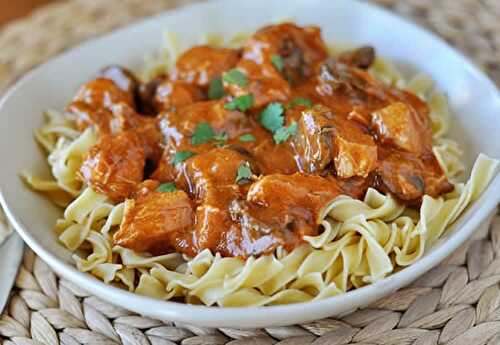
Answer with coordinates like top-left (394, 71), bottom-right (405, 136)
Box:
top-left (23, 26), bottom-right (499, 307)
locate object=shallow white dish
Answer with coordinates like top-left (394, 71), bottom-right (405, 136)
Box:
top-left (0, 0), bottom-right (499, 328)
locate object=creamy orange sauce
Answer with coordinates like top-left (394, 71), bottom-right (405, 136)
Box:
top-left (69, 23), bottom-right (453, 258)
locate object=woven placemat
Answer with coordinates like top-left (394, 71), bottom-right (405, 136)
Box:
top-left (1, 1), bottom-right (500, 344)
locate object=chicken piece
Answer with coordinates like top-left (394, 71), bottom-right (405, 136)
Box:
top-left (72, 78), bottom-right (135, 110)
top-left (109, 103), bottom-right (163, 162)
top-left (338, 46), bottom-right (376, 69)
top-left (113, 190), bottom-right (194, 255)
top-left (79, 131), bottom-right (145, 202)
top-left (371, 102), bottom-right (425, 154)
top-left (100, 65), bottom-right (139, 96)
top-left (294, 61), bottom-right (392, 122)
top-left (288, 105), bottom-right (377, 178)
top-left (331, 116), bottom-right (378, 178)
top-left (181, 148), bottom-right (255, 255)
top-left (67, 101), bottom-right (114, 133)
top-left (131, 179), bottom-right (161, 198)
top-left (377, 150), bottom-right (453, 202)
top-left (228, 23), bottom-right (328, 108)
top-left (246, 173), bottom-right (341, 229)
top-left (159, 100), bottom-right (250, 148)
top-left (152, 100), bottom-right (252, 182)
top-left (155, 80), bottom-right (204, 111)
top-left (171, 45), bottom-right (240, 87)
top-left (182, 147), bottom-right (253, 198)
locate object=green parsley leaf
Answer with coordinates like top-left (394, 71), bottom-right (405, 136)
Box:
top-left (157, 183), bottom-right (177, 193)
top-left (290, 97), bottom-right (312, 108)
top-left (236, 162), bottom-right (253, 184)
top-left (271, 54), bottom-right (284, 72)
top-left (213, 132), bottom-right (228, 147)
top-left (260, 102), bottom-right (284, 133)
top-left (239, 133), bottom-right (256, 142)
top-left (171, 150), bottom-right (196, 165)
top-left (273, 122), bottom-right (298, 144)
top-left (222, 69), bottom-right (248, 87)
top-left (191, 123), bottom-right (215, 145)
top-left (208, 76), bottom-right (225, 100)
top-left (224, 94), bottom-right (254, 112)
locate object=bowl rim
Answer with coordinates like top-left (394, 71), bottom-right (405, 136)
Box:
top-left (0, 0), bottom-right (499, 328)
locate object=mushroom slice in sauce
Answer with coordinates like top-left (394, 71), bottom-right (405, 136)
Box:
top-left (377, 149), bottom-right (453, 202)
top-left (289, 105), bottom-right (377, 178)
top-left (338, 46), bottom-right (376, 69)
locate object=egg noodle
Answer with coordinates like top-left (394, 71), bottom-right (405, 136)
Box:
top-left (22, 34), bottom-right (499, 306)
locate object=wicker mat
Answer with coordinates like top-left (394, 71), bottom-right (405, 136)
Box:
top-left (1, 0), bottom-right (500, 344)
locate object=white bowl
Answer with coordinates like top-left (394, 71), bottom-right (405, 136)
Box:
top-left (0, 0), bottom-right (499, 328)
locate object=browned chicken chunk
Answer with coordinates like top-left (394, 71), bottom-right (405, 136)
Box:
top-left (79, 131), bottom-right (145, 202)
top-left (371, 102), bottom-right (423, 154)
top-left (113, 190), bottom-right (194, 254)
top-left (155, 80), bottom-right (204, 111)
top-left (171, 45), bottom-right (240, 87)
top-left (227, 23), bottom-right (328, 108)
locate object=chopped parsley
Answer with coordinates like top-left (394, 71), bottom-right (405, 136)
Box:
top-left (222, 69), bottom-right (248, 87)
top-left (208, 76), bottom-right (225, 100)
top-left (271, 54), bottom-right (284, 72)
top-left (224, 94), bottom-right (254, 112)
top-left (191, 123), bottom-right (215, 145)
top-left (213, 132), bottom-right (228, 147)
top-left (157, 183), bottom-right (177, 193)
top-left (236, 162), bottom-right (253, 184)
top-left (171, 150), bottom-right (196, 165)
top-left (259, 102), bottom-right (285, 133)
top-left (289, 97), bottom-right (312, 108)
top-left (259, 102), bottom-right (297, 144)
top-left (239, 133), bottom-right (256, 142)
top-left (273, 122), bottom-right (298, 144)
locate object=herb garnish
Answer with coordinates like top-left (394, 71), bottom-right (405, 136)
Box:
top-left (238, 134), bottom-right (256, 142)
top-left (222, 69), bottom-right (248, 87)
top-left (236, 162), bottom-right (253, 184)
top-left (156, 183), bottom-right (177, 193)
top-left (273, 122), bottom-right (298, 144)
top-left (191, 123), bottom-right (215, 145)
top-left (171, 150), bottom-right (196, 165)
top-left (289, 97), bottom-right (312, 108)
top-left (259, 102), bottom-right (285, 133)
top-left (224, 94), bottom-right (254, 112)
top-left (208, 77), bottom-right (225, 100)
top-left (271, 54), bottom-right (284, 72)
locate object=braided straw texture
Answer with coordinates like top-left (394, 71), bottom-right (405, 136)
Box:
top-left (1, 0), bottom-right (500, 344)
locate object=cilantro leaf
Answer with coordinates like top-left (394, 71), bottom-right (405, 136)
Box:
top-left (236, 162), bottom-right (253, 184)
top-left (213, 132), bottom-right (228, 147)
top-left (157, 183), bottom-right (177, 193)
top-left (171, 150), bottom-right (196, 165)
top-left (222, 69), bottom-right (248, 87)
top-left (191, 123), bottom-right (215, 145)
top-left (239, 134), bottom-right (256, 142)
top-left (224, 94), bottom-right (254, 112)
top-left (271, 54), bottom-right (284, 72)
top-left (208, 77), bottom-right (225, 100)
top-left (273, 122), bottom-right (298, 144)
top-left (290, 97), bottom-right (312, 108)
top-left (260, 102), bottom-right (284, 133)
